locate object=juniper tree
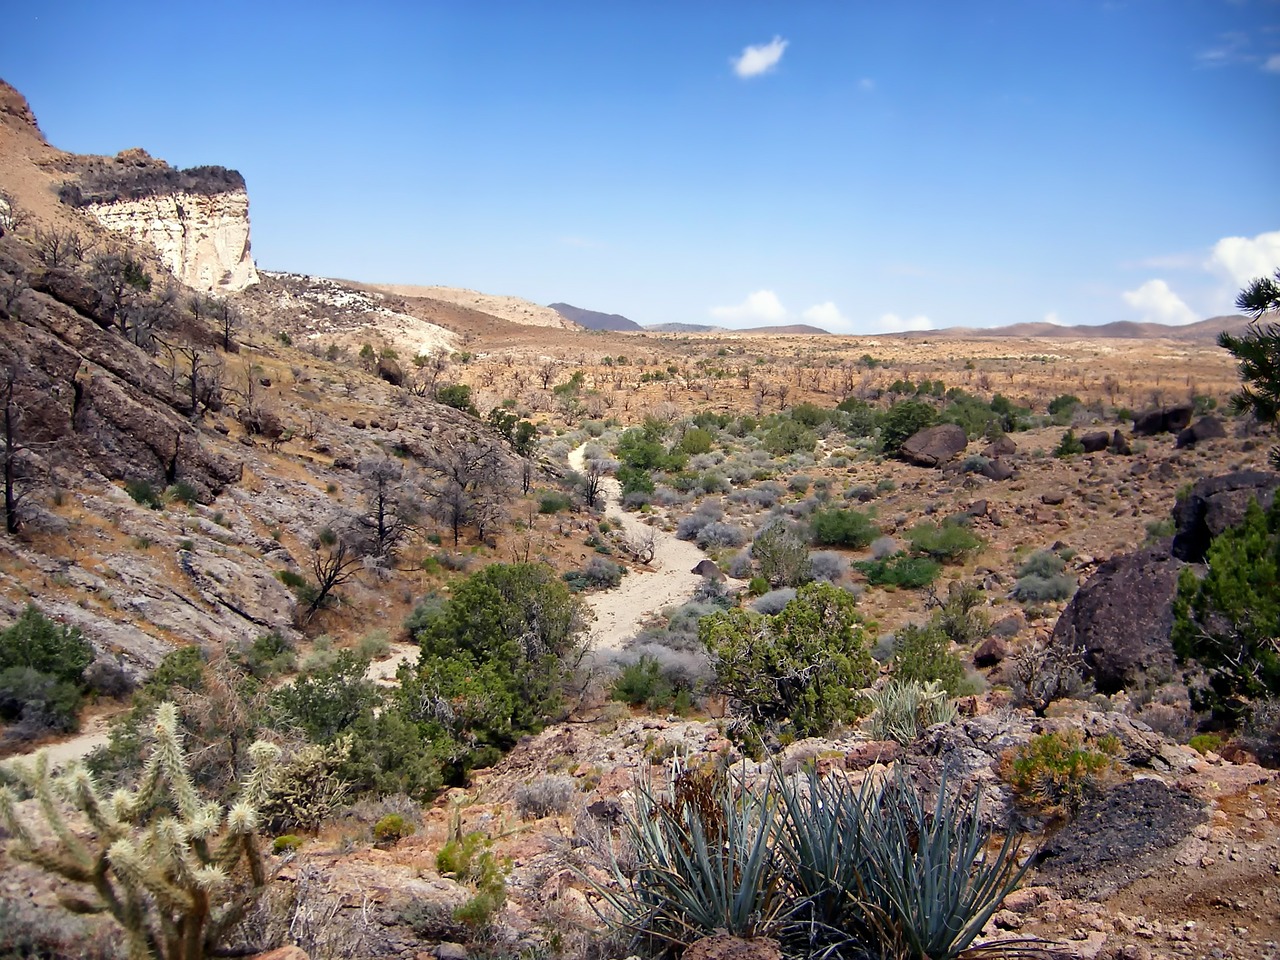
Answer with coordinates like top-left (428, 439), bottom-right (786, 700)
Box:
top-left (1219, 268), bottom-right (1280, 467)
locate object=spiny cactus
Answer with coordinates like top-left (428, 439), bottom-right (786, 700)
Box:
top-left (0, 701), bottom-right (280, 960)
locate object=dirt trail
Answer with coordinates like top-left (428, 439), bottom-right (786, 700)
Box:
top-left (569, 444), bottom-right (733, 652)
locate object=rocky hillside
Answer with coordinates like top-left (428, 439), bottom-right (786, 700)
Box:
top-left (548, 302), bottom-right (642, 331)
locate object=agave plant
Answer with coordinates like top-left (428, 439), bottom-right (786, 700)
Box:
top-left (592, 760), bottom-right (789, 957)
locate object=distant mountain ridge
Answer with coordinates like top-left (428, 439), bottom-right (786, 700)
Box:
top-left (901, 314), bottom-right (1257, 342)
top-left (548, 302), bottom-right (641, 331)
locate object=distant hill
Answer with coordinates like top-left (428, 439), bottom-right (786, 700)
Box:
top-left (902, 314), bottom-right (1256, 342)
top-left (642, 322), bottom-right (831, 335)
top-left (548, 302), bottom-right (642, 332)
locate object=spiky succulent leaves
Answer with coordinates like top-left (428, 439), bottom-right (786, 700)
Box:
top-left (858, 771), bottom-right (1031, 960)
top-left (0, 754), bottom-right (97, 881)
top-left (593, 762), bottom-right (788, 956)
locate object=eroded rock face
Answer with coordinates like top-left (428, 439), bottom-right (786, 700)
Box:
top-left (1050, 546), bottom-right (1185, 694)
top-left (86, 189), bottom-right (258, 293)
top-left (1171, 470), bottom-right (1280, 562)
top-left (900, 423), bottom-right (967, 467)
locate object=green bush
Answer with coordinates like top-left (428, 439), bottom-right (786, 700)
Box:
top-left (436, 383), bottom-right (478, 416)
top-left (537, 489), bottom-right (573, 514)
top-left (762, 420), bottom-right (816, 456)
top-left (0, 606), bottom-right (93, 684)
top-left (752, 521), bottom-right (811, 587)
top-left (1048, 393), bottom-right (1081, 423)
top-left (999, 730), bottom-right (1119, 818)
top-left (124, 479), bottom-right (162, 508)
top-left (678, 427), bottom-right (715, 455)
top-left (0, 667), bottom-right (83, 734)
top-left (905, 520), bottom-right (982, 563)
top-left (273, 834), bottom-right (304, 854)
top-left (809, 507), bottom-right (877, 548)
top-left (891, 623), bottom-right (966, 694)
top-left (880, 399), bottom-right (938, 453)
top-left (373, 813), bottom-right (417, 845)
top-left (1187, 733), bottom-right (1223, 756)
top-left (854, 554), bottom-right (941, 589)
top-left (1172, 497), bottom-right (1280, 721)
top-left (1053, 429), bottom-right (1085, 457)
top-left (700, 582), bottom-right (875, 752)
top-left (436, 830), bottom-right (510, 931)
top-left (1011, 550), bottom-right (1075, 602)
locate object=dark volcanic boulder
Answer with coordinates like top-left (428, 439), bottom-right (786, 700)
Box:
top-left (1080, 431), bottom-right (1110, 453)
top-left (1050, 546), bottom-right (1185, 693)
top-left (376, 356), bottom-right (406, 386)
top-left (1171, 470), bottom-right (1280, 562)
top-left (1133, 404), bottom-right (1194, 436)
top-left (691, 558), bottom-right (725, 581)
top-left (983, 435), bottom-right (1017, 457)
top-left (980, 458), bottom-right (1015, 481)
top-left (900, 423), bottom-right (967, 467)
top-left (1109, 429), bottom-right (1132, 455)
top-left (1175, 415), bottom-right (1226, 448)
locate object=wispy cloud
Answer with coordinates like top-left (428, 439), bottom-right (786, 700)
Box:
top-left (1266, 53), bottom-right (1280, 73)
top-left (876, 312), bottom-right (934, 333)
top-left (710, 289), bottom-right (788, 325)
top-left (1122, 279), bottom-right (1197, 325)
top-left (1044, 312), bottom-right (1062, 326)
top-left (1196, 31), bottom-right (1253, 67)
top-left (732, 36), bottom-right (788, 79)
top-left (801, 301), bottom-right (853, 333)
top-left (1206, 230), bottom-right (1280, 287)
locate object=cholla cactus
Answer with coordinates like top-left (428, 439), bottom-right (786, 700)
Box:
top-left (0, 702), bottom-right (280, 960)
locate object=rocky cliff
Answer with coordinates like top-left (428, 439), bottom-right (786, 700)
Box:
top-left (59, 149), bottom-right (258, 293)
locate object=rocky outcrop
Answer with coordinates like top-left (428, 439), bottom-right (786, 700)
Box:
top-left (1080, 431), bottom-right (1110, 453)
top-left (900, 423), bottom-right (967, 467)
top-left (1133, 404), bottom-right (1194, 436)
top-left (1171, 469), bottom-right (1280, 562)
top-left (1049, 546), bottom-right (1185, 693)
top-left (85, 189), bottom-right (257, 293)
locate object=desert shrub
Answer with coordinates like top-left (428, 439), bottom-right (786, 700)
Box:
top-left (763, 420), bottom-right (816, 456)
top-left (1010, 555), bottom-right (1076, 603)
top-left (960, 454), bottom-right (990, 473)
top-left (870, 535), bottom-right (899, 560)
top-left (854, 554), bottom-right (941, 589)
top-left (0, 607), bottom-right (93, 739)
top-left (787, 474), bottom-right (811, 494)
top-left (514, 775), bottom-right (578, 819)
top-left (676, 502), bottom-right (724, 541)
top-left (259, 738), bottom-right (354, 833)
top-left (999, 729), bottom-right (1119, 818)
top-left (124, 479), bottom-right (162, 508)
top-left (166, 481), bottom-right (199, 504)
top-left (563, 556), bottom-right (624, 592)
top-left (0, 606), bottom-right (93, 684)
top-left (880, 399), bottom-right (937, 453)
top-left (538, 489), bottom-right (574, 514)
top-left (891, 623), bottom-right (966, 694)
top-left (0, 667), bottom-right (83, 737)
top-left (726, 550), bottom-right (754, 578)
top-left (1048, 393), bottom-right (1081, 423)
top-left (272, 834), bottom-right (304, 854)
top-left (807, 551), bottom-right (847, 583)
top-left (905, 519), bottom-right (983, 563)
top-left (1187, 733), bottom-right (1223, 756)
top-left (678, 427), bottom-right (715, 456)
top-left (1172, 497), bottom-right (1280, 721)
top-left (1053, 429), bottom-right (1085, 458)
top-left (752, 521), bottom-right (812, 587)
top-left (436, 831), bottom-right (510, 932)
top-left (701, 582), bottom-right (875, 751)
top-left (1005, 641), bottom-right (1090, 716)
top-left (373, 812), bottom-right (417, 845)
top-left (867, 679), bottom-right (958, 744)
top-left (696, 521), bottom-right (748, 550)
top-left (231, 630), bottom-right (296, 679)
top-left (809, 507), bottom-right (877, 548)
top-left (750, 588), bottom-right (797, 615)
top-left (618, 465), bottom-right (656, 497)
top-left (933, 581), bottom-right (991, 647)
top-left (82, 658), bottom-right (134, 699)
top-left (356, 629), bottom-right (391, 660)
top-left (1238, 698), bottom-right (1280, 766)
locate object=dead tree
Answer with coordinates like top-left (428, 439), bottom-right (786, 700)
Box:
top-left (356, 457), bottom-right (418, 564)
top-left (304, 528), bottom-right (364, 623)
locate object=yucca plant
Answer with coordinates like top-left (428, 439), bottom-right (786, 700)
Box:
top-left (592, 760), bottom-right (789, 957)
top-left (867, 679), bottom-right (959, 745)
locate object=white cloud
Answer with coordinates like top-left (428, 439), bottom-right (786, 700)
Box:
top-left (1122, 279), bottom-right (1197, 325)
top-left (1206, 230), bottom-right (1280, 287)
top-left (858, 77), bottom-right (876, 92)
top-left (1043, 312), bottom-right (1062, 326)
top-left (710, 289), bottom-right (788, 325)
top-left (802, 301), bottom-right (853, 333)
top-left (732, 36), bottom-right (788, 78)
top-left (1264, 53), bottom-right (1280, 73)
top-left (876, 313), bottom-right (934, 333)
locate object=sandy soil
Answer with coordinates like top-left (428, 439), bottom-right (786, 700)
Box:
top-left (568, 444), bottom-right (734, 652)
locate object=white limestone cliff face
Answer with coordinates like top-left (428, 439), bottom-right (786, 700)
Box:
top-left (86, 189), bottom-right (259, 293)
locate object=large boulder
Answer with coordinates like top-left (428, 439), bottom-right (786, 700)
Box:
top-left (1171, 470), bottom-right (1280, 562)
top-left (900, 423), bottom-right (967, 467)
top-left (691, 558), bottom-right (725, 581)
top-left (983, 435), bottom-right (1017, 457)
top-left (980, 458), bottom-right (1015, 481)
top-left (1133, 404), bottom-right (1194, 436)
top-left (1080, 431), bottom-right (1110, 453)
top-left (1175, 415), bottom-right (1226, 448)
top-left (1049, 546), bottom-right (1185, 694)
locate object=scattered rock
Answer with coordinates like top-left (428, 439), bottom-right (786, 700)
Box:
top-left (981, 458), bottom-right (1016, 481)
top-left (900, 423), bottom-right (968, 467)
top-left (1041, 492), bottom-right (1067, 506)
top-left (1050, 546), bottom-right (1184, 694)
top-left (435, 944), bottom-right (468, 960)
top-left (844, 740), bottom-right (903, 769)
top-left (984, 435), bottom-right (1018, 457)
top-left (973, 637), bottom-right (1008, 668)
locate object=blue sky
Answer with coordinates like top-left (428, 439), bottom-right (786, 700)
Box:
top-left (4, 1), bottom-right (1279, 332)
